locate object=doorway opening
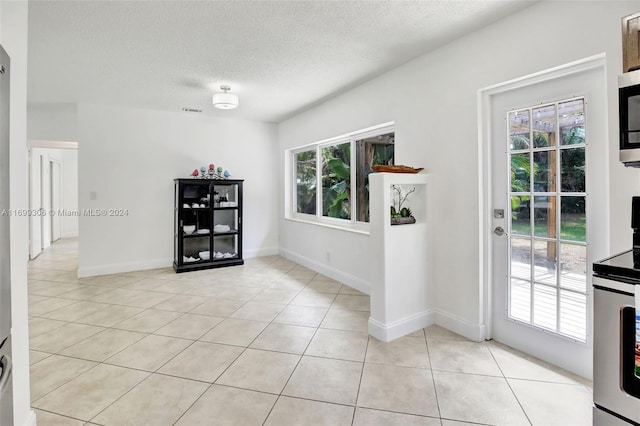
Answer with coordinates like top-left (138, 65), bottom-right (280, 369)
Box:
top-left (28, 140), bottom-right (78, 260)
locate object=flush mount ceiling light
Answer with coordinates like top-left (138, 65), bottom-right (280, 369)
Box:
top-left (212, 85), bottom-right (239, 110)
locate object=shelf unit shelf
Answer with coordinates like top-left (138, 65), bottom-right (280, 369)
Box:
top-left (173, 178), bottom-right (244, 273)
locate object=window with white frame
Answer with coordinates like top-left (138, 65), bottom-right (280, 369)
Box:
top-left (292, 125), bottom-right (395, 225)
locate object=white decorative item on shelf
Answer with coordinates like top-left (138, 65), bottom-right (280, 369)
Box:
top-left (214, 224), bottom-right (231, 233)
top-left (183, 225), bottom-right (196, 234)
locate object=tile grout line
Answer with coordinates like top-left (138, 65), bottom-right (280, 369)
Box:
top-left (350, 333), bottom-right (371, 425)
top-left (29, 245), bottom-right (379, 424)
top-left (423, 330), bottom-right (443, 422)
top-left (485, 341), bottom-right (534, 426)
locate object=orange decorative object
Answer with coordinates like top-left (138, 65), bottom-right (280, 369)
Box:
top-left (372, 165), bottom-right (424, 174)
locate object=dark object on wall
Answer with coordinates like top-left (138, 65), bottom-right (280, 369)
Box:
top-left (623, 12), bottom-right (640, 72)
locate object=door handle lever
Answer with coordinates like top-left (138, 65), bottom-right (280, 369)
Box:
top-left (493, 226), bottom-right (505, 236)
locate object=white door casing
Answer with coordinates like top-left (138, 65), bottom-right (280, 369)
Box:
top-left (479, 55), bottom-right (608, 380)
top-left (28, 151), bottom-right (42, 259)
top-left (50, 160), bottom-right (62, 242)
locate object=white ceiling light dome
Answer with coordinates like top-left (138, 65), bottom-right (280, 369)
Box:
top-left (212, 85), bottom-right (239, 110)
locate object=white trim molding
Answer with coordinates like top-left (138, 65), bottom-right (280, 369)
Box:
top-left (368, 310), bottom-right (435, 342)
top-left (77, 258), bottom-right (172, 277)
top-left (279, 247), bottom-right (370, 295)
top-left (434, 309), bottom-right (486, 342)
top-left (23, 409), bottom-right (37, 426)
top-left (27, 139), bottom-right (78, 149)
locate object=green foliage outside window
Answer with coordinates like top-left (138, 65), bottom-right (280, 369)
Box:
top-left (322, 143), bottom-right (351, 219)
top-left (296, 150), bottom-right (316, 214)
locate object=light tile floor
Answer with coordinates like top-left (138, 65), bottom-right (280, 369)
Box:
top-left (28, 238), bottom-right (593, 426)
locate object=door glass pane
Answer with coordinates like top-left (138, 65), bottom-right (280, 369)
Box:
top-left (559, 290), bottom-right (586, 340)
top-left (534, 239), bottom-right (557, 286)
top-left (511, 195), bottom-right (530, 235)
top-left (533, 151), bottom-right (556, 192)
top-left (511, 153), bottom-right (530, 192)
top-left (560, 196), bottom-right (586, 242)
top-left (511, 238), bottom-right (531, 280)
top-left (322, 142), bottom-right (351, 219)
top-left (510, 110), bottom-right (530, 151)
top-left (559, 99), bottom-right (585, 146)
top-left (506, 98), bottom-right (587, 343)
top-left (533, 104), bottom-right (556, 147)
top-left (533, 284), bottom-right (557, 330)
top-left (560, 244), bottom-right (587, 292)
top-left (510, 278), bottom-right (531, 322)
top-left (560, 148), bottom-right (585, 192)
top-left (533, 196), bottom-right (556, 238)
top-left (296, 150), bottom-right (316, 215)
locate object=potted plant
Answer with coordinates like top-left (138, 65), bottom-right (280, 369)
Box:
top-left (390, 185), bottom-right (416, 225)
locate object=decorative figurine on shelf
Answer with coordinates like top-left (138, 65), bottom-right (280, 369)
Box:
top-left (188, 163), bottom-right (232, 179)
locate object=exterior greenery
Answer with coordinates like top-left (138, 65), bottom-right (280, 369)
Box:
top-left (322, 142), bottom-right (351, 219)
top-left (510, 121), bottom-right (586, 243)
top-left (296, 150), bottom-right (317, 214)
top-left (294, 129), bottom-right (394, 222)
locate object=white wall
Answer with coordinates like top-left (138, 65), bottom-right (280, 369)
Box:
top-left (77, 103), bottom-right (278, 276)
top-left (27, 102), bottom-right (77, 141)
top-left (278, 1), bottom-right (640, 339)
top-left (1, 1), bottom-right (33, 425)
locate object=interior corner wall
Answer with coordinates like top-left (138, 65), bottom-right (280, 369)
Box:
top-left (2, 1), bottom-right (33, 425)
top-left (278, 1), bottom-right (640, 335)
top-left (27, 102), bottom-right (77, 142)
top-left (77, 103), bottom-right (278, 277)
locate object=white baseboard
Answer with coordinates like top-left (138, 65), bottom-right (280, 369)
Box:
top-left (366, 308), bottom-right (485, 343)
top-left (62, 231), bottom-right (79, 238)
top-left (368, 309), bottom-right (435, 342)
top-left (77, 258), bottom-right (172, 277)
top-left (77, 246), bottom-right (281, 278)
top-left (279, 248), bottom-right (370, 295)
top-left (22, 409), bottom-right (37, 426)
top-left (434, 309), bottom-right (485, 342)
top-left (244, 246), bottom-right (279, 259)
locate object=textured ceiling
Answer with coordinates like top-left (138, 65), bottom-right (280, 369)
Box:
top-left (28, 0), bottom-right (537, 123)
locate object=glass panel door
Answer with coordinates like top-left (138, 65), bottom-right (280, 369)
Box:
top-left (507, 98), bottom-right (587, 342)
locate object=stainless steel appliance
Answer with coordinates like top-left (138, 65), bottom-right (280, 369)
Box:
top-left (619, 70), bottom-right (640, 166)
top-left (0, 44), bottom-right (12, 426)
top-left (593, 251), bottom-right (640, 425)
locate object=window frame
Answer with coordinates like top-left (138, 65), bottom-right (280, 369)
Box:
top-left (288, 122), bottom-right (395, 234)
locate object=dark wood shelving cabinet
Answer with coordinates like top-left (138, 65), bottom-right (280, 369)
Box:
top-left (173, 178), bottom-right (244, 272)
